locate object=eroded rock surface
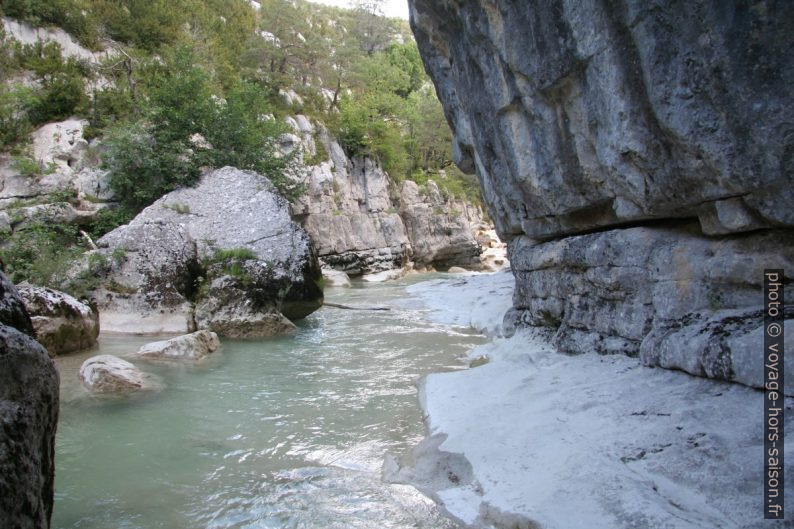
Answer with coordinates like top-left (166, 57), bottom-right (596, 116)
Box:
top-left (135, 330), bottom-right (221, 360)
top-left (18, 285), bottom-right (99, 355)
top-left (0, 272), bottom-right (59, 529)
top-left (79, 355), bottom-right (146, 393)
top-left (410, 0), bottom-right (793, 239)
top-left (410, 0), bottom-right (794, 389)
top-left (70, 166), bottom-right (323, 335)
top-left (289, 117), bottom-right (482, 274)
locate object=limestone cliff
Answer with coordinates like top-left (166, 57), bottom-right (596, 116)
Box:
top-left (409, 0), bottom-right (793, 390)
top-left (287, 116), bottom-right (483, 274)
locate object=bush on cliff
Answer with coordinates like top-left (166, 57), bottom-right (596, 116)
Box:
top-left (103, 47), bottom-right (301, 210)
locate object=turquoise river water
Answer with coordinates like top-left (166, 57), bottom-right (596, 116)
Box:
top-left (52, 275), bottom-right (485, 529)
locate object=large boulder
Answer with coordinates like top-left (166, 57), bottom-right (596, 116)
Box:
top-left (79, 355), bottom-right (146, 393)
top-left (135, 330), bottom-right (221, 360)
top-left (70, 166), bottom-right (323, 335)
top-left (409, 0), bottom-right (794, 388)
top-left (0, 272), bottom-right (59, 529)
top-left (193, 277), bottom-right (298, 338)
top-left (18, 285), bottom-right (99, 355)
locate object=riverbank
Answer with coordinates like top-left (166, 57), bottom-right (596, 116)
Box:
top-left (397, 271), bottom-right (793, 528)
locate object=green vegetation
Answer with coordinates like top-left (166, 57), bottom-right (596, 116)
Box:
top-left (163, 202), bottom-right (191, 215)
top-left (0, 0), bottom-right (483, 288)
top-left (212, 248), bottom-right (257, 261)
top-left (2, 221), bottom-right (86, 289)
top-left (0, 0), bottom-right (479, 204)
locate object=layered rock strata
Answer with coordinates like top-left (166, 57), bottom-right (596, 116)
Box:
top-left (409, 0), bottom-right (794, 390)
top-left (288, 117), bottom-right (482, 274)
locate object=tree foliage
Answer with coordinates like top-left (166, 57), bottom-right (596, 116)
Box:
top-left (0, 0), bottom-right (480, 206)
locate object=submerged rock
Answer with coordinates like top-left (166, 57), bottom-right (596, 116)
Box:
top-left (135, 330), bottom-right (221, 360)
top-left (69, 166), bottom-right (324, 336)
top-left (79, 355), bottom-right (146, 393)
top-left (0, 272), bottom-right (59, 529)
top-left (18, 285), bottom-right (99, 355)
top-left (322, 268), bottom-right (352, 287)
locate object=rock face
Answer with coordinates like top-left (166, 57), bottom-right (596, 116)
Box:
top-left (321, 268), bottom-right (352, 287)
top-left (410, 0), bottom-right (794, 390)
top-left (18, 285), bottom-right (99, 355)
top-left (0, 272), bottom-right (59, 529)
top-left (399, 180), bottom-right (480, 269)
top-left (79, 355), bottom-right (146, 393)
top-left (0, 272), bottom-right (35, 336)
top-left (288, 116), bottom-right (482, 274)
top-left (135, 330), bottom-right (221, 360)
top-left (71, 167), bottom-right (323, 335)
top-left (0, 118), bottom-right (114, 251)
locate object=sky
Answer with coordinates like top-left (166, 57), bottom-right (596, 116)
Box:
top-left (307, 0), bottom-right (409, 20)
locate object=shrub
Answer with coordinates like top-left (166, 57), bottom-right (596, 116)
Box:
top-left (0, 0), bottom-right (101, 50)
top-left (11, 155), bottom-right (41, 177)
top-left (88, 206), bottom-right (136, 239)
top-left (30, 72), bottom-right (89, 124)
top-left (0, 85), bottom-right (34, 150)
top-left (213, 248), bottom-right (257, 261)
top-left (104, 49), bottom-right (302, 211)
top-left (103, 121), bottom-right (199, 209)
top-left (1, 221), bottom-right (84, 287)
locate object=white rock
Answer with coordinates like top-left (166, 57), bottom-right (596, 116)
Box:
top-left (18, 285), bottom-right (99, 355)
top-left (397, 273), bottom-right (788, 529)
top-left (135, 330), bottom-right (220, 360)
top-left (31, 118), bottom-right (90, 172)
top-left (79, 355), bottom-right (145, 393)
top-left (322, 268), bottom-right (352, 287)
top-left (2, 17), bottom-right (114, 64)
top-left (73, 168), bottom-right (114, 201)
top-left (446, 266), bottom-right (468, 274)
top-left (279, 89), bottom-right (304, 107)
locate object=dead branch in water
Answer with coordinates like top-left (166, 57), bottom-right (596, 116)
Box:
top-left (324, 302), bottom-right (390, 311)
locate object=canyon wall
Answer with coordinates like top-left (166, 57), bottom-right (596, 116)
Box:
top-left (287, 116), bottom-right (483, 274)
top-left (409, 0), bottom-right (793, 391)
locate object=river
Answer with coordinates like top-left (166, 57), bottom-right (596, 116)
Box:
top-left (52, 274), bottom-right (486, 529)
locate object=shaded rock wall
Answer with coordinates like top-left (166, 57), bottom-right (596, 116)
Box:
top-left (409, 0), bottom-right (794, 390)
top-left (0, 272), bottom-right (59, 529)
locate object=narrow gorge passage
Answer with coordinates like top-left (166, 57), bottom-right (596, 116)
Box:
top-left (51, 277), bottom-right (485, 529)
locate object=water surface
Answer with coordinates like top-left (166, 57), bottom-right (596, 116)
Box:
top-left (53, 275), bottom-right (485, 528)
